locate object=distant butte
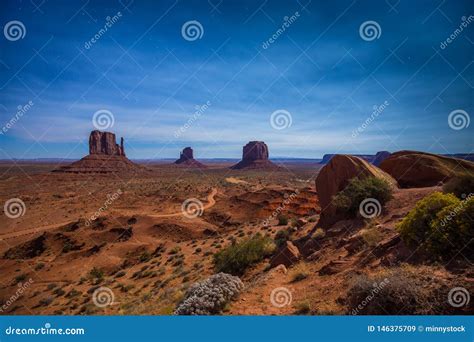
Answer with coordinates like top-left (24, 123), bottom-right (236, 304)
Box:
top-left (174, 147), bottom-right (206, 168)
top-left (54, 130), bottom-right (144, 174)
top-left (230, 141), bottom-right (280, 170)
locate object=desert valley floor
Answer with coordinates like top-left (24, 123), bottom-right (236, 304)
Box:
top-left (0, 161), bottom-right (472, 315)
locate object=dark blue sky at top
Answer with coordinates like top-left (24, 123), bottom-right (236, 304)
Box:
top-left (0, 0), bottom-right (472, 159)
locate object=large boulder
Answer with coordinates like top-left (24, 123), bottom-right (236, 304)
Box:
top-left (270, 241), bottom-right (301, 268)
top-left (315, 155), bottom-right (396, 228)
top-left (231, 141), bottom-right (279, 170)
top-left (380, 151), bottom-right (474, 188)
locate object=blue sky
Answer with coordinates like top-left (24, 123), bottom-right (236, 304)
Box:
top-left (0, 0), bottom-right (473, 159)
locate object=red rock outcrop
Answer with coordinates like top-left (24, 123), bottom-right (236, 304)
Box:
top-left (315, 155), bottom-right (396, 228)
top-left (231, 141), bottom-right (279, 170)
top-left (89, 130), bottom-right (125, 156)
top-left (270, 241), bottom-right (301, 268)
top-left (380, 151), bottom-right (474, 188)
top-left (54, 130), bottom-right (144, 174)
top-left (174, 147), bottom-right (206, 168)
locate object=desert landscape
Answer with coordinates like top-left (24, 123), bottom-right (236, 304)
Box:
top-left (0, 130), bottom-right (473, 316)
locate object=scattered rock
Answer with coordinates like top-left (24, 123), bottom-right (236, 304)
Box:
top-left (270, 241), bottom-right (300, 268)
top-left (3, 234), bottom-right (46, 259)
top-left (318, 259), bottom-right (351, 275)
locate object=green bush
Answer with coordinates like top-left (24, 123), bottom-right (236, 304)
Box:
top-left (333, 177), bottom-right (393, 218)
top-left (213, 234), bottom-right (275, 275)
top-left (274, 230), bottom-right (290, 248)
top-left (277, 215), bottom-right (288, 226)
top-left (397, 192), bottom-right (473, 259)
top-left (443, 175), bottom-right (474, 199)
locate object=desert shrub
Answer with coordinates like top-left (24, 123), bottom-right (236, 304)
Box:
top-left (397, 192), bottom-right (473, 259)
top-left (277, 215), bottom-right (288, 225)
top-left (174, 273), bottom-right (243, 315)
top-left (274, 230), bottom-right (290, 248)
top-left (213, 234), bottom-right (275, 275)
top-left (347, 267), bottom-right (444, 315)
top-left (333, 177), bottom-right (393, 218)
top-left (291, 263), bottom-right (309, 282)
top-left (89, 267), bottom-right (104, 282)
top-left (443, 175), bottom-right (474, 199)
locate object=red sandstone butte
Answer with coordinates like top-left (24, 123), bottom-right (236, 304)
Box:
top-left (231, 141), bottom-right (279, 170)
top-left (54, 130), bottom-right (143, 174)
top-left (174, 147), bottom-right (206, 168)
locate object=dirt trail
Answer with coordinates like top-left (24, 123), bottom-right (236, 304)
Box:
top-left (0, 188), bottom-right (219, 241)
top-left (149, 187), bottom-right (218, 218)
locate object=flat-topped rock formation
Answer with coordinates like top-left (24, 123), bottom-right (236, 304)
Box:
top-left (230, 141), bottom-right (279, 170)
top-left (54, 130), bottom-right (144, 174)
top-left (174, 147), bottom-right (206, 168)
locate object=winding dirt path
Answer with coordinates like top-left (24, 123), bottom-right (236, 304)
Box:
top-left (0, 188), bottom-right (219, 241)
